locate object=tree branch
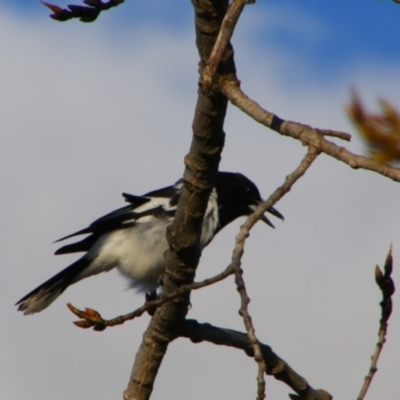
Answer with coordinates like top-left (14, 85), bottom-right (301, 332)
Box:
top-left (66, 264), bottom-right (235, 330)
top-left (221, 80), bottom-right (400, 182)
top-left (179, 319), bottom-right (332, 400)
top-left (201, 0), bottom-right (247, 92)
top-left (230, 146), bottom-right (320, 399)
top-left (123, 1), bottom-right (237, 399)
top-left (357, 247), bottom-right (395, 400)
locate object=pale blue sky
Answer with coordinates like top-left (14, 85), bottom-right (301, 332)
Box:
top-left (7, 0), bottom-right (400, 64)
top-left (1, 2), bottom-right (400, 400)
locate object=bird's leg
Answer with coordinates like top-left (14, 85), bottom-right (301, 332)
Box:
top-left (145, 290), bottom-right (159, 316)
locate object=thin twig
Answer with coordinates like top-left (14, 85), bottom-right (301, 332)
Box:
top-left (314, 128), bottom-right (351, 141)
top-left (221, 80), bottom-right (400, 182)
top-left (201, 0), bottom-right (247, 92)
top-left (180, 319), bottom-right (332, 400)
top-left (357, 247), bottom-right (395, 400)
top-left (68, 264), bottom-right (235, 330)
top-left (231, 146), bottom-right (320, 400)
top-left (232, 260), bottom-right (267, 400)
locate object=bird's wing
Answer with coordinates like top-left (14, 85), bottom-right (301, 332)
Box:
top-left (54, 183), bottom-right (181, 255)
top-left (143, 181), bottom-right (182, 208)
top-left (54, 203), bottom-right (141, 243)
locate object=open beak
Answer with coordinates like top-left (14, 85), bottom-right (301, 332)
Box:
top-left (248, 203), bottom-right (284, 228)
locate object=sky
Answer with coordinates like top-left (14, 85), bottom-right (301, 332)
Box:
top-left (1, 1), bottom-right (400, 399)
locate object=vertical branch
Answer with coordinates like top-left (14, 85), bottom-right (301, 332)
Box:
top-left (123, 1), bottom-right (237, 399)
top-left (201, 0), bottom-right (247, 90)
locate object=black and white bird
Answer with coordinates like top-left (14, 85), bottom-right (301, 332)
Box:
top-left (16, 171), bottom-right (283, 315)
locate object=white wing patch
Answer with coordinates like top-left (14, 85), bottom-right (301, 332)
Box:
top-left (200, 188), bottom-right (219, 248)
top-left (132, 181), bottom-right (182, 215)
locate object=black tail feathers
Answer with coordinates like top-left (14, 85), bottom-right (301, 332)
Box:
top-left (16, 258), bottom-right (88, 315)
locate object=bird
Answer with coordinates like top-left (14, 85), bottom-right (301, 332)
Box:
top-left (16, 171), bottom-right (283, 315)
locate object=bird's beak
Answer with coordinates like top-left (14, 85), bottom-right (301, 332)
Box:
top-left (248, 203), bottom-right (284, 228)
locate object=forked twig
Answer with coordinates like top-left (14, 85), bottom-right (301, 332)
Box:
top-left (201, 0), bottom-right (248, 91)
top-left (314, 128), bottom-right (351, 141)
top-left (221, 80), bottom-right (400, 182)
top-left (231, 146), bottom-right (321, 400)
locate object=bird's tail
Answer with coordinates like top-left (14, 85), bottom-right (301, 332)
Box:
top-left (15, 258), bottom-right (89, 315)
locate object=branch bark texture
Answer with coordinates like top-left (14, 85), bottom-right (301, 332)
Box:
top-left (221, 80), bottom-right (400, 182)
top-left (123, 1), bottom-right (237, 399)
top-left (201, 0), bottom-right (247, 91)
top-left (180, 320), bottom-right (332, 400)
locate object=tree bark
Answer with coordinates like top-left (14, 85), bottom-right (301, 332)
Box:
top-left (123, 1), bottom-right (237, 399)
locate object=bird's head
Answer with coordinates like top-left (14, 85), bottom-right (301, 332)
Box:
top-left (214, 171), bottom-right (283, 229)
